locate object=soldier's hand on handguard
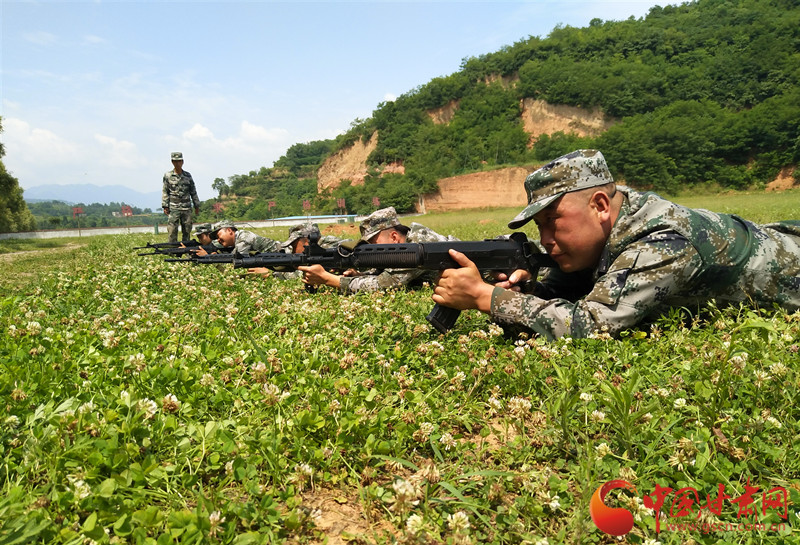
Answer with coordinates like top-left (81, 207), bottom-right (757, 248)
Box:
top-left (298, 264), bottom-right (341, 288)
top-left (491, 269), bottom-right (532, 292)
top-left (245, 267), bottom-right (271, 277)
top-left (433, 249), bottom-right (495, 313)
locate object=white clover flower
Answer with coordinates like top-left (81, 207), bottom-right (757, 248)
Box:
top-left (162, 394), bottom-right (180, 413)
top-left (769, 362), bottom-right (788, 377)
top-left (447, 511), bottom-right (470, 533)
top-left (26, 321), bottom-right (42, 336)
top-left (508, 396), bottom-right (532, 417)
top-left (513, 346), bottom-right (526, 360)
top-left (138, 398), bottom-right (158, 420)
top-left (766, 416), bottom-right (782, 428)
top-left (390, 479), bottom-right (421, 513)
top-left (595, 442), bottom-right (612, 457)
top-left (753, 370), bottom-right (771, 387)
top-left (548, 495), bottom-right (561, 511)
top-left (200, 373), bottom-right (215, 387)
top-left (673, 398), bottom-right (687, 409)
top-left (439, 432), bottom-right (457, 451)
top-left (579, 392), bottom-right (593, 403)
top-left (406, 513), bottom-right (425, 536)
top-left (488, 395), bottom-right (503, 413)
top-left (69, 478), bottom-right (91, 500)
top-left (590, 410), bottom-right (606, 423)
top-left (419, 422), bottom-right (435, 437)
top-left (5, 415), bottom-right (21, 429)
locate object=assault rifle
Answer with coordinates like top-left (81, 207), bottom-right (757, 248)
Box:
top-left (232, 232), bottom-right (557, 333)
top-left (164, 251), bottom-right (237, 264)
top-left (138, 243), bottom-right (227, 257)
top-left (133, 240), bottom-right (201, 250)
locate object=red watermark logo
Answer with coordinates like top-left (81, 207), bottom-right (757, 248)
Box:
top-left (590, 478), bottom-right (790, 537)
top-left (589, 479), bottom-right (637, 536)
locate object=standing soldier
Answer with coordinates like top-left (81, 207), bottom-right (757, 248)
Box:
top-left (162, 151), bottom-right (201, 243)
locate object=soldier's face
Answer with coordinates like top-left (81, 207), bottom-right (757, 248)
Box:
top-left (533, 191), bottom-right (608, 273)
top-left (197, 233), bottom-right (213, 245)
top-left (370, 229), bottom-right (405, 244)
top-left (217, 228), bottom-right (236, 247)
top-left (292, 238), bottom-right (310, 254)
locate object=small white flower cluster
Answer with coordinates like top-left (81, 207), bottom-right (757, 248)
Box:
top-left (137, 398), bottom-right (158, 420)
top-left (390, 478), bottom-right (421, 513)
top-left (507, 396), bottom-right (532, 418)
top-left (439, 432), bottom-right (457, 451)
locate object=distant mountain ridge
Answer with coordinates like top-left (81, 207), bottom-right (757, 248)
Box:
top-left (23, 184), bottom-right (162, 211)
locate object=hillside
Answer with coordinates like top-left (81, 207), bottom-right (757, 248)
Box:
top-left (320, 99), bottom-right (617, 211)
top-left (218, 0), bottom-right (800, 218)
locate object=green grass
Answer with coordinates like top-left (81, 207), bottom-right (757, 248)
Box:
top-left (1, 191), bottom-right (799, 544)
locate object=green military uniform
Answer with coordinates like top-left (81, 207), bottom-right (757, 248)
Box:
top-left (212, 220), bottom-right (281, 255)
top-left (338, 207), bottom-right (457, 294)
top-left (274, 223), bottom-right (342, 280)
top-left (491, 149), bottom-right (800, 339)
top-left (162, 152), bottom-right (200, 243)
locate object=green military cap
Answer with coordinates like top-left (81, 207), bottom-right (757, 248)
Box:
top-left (282, 222), bottom-right (321, 248)
top-left (171, 151), bottom-right (183, 161)
top-left (360, 206), bottom-right (400, 241)
top-left (193, 223), bottom-right (214, 236)
top-left (211, 219), bottom-right (235, 233)
top-left (508, 149), bottom-right (614, 229)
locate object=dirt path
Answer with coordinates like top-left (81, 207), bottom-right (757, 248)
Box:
top-left (0, 242), bottom-right (88, 261)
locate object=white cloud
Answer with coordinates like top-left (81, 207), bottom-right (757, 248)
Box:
top-left (183, 123), bottom-right (214, 140)
top-left (83, 35), bottom-right (107, 45)
top-left (3, 118), bottom-right (80, 164)
top-left (23, 31), bottom-right (57, 46)
top-left (93, 134), bottom-right (145, 168)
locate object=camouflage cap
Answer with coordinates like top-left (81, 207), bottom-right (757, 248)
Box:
top-left (193, 223), bottom-right (214, 236)
top-left (171, 151), bottom-right (184, 161)
top-left (282, 222), bottom-right (321, 248)
top-left (508, 149), bottom-right (614, 229)
top-left (360, 207), bottom-right (400, 241)
top-left (211, 219), bottom-right (235, 232)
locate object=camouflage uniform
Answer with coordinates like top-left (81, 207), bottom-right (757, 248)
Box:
top-left (339, 207), bottom-right (457, 294)
top-left (274, 223), bottom-right (341, 280)
top-left (212, 220), bottom-right (282, 255)
top-left (193, 223), bottom-right (225, 251)
top-left (162, 152), bottom-right (200, 243)
top-left (492, 149), bottom-right (800, 339)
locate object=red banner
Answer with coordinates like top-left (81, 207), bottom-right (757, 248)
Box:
top-left (302, 200), bottom-right (311, 211)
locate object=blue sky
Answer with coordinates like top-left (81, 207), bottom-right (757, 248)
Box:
top-left (2, 0), bottom-right (667, 200)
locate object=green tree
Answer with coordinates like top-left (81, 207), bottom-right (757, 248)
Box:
top-left (0, 118), bottom-right (37, 233)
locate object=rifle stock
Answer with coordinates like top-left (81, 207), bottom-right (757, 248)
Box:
top-left (133, 240), bottom-right (200, 250)
top-left (233, 233), bottom-right (555, 333)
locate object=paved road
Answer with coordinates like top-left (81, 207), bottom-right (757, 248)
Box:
top-left (0, 214), bottom-right (363, 241)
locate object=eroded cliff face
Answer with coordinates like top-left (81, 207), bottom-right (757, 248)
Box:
top-left (317, 95), bottom-right (612, 199)
top-left (520, 99), bottom-right (614, 144)
top-left (316, 132), bottom-right (379, 192)
top-left (418, 167), bottom-right (531, 213)
top-left (315, 94), bottom-right (797, 209)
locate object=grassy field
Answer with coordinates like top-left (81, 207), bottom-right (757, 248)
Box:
top-left (1, 191), bottom-right (799, 544)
